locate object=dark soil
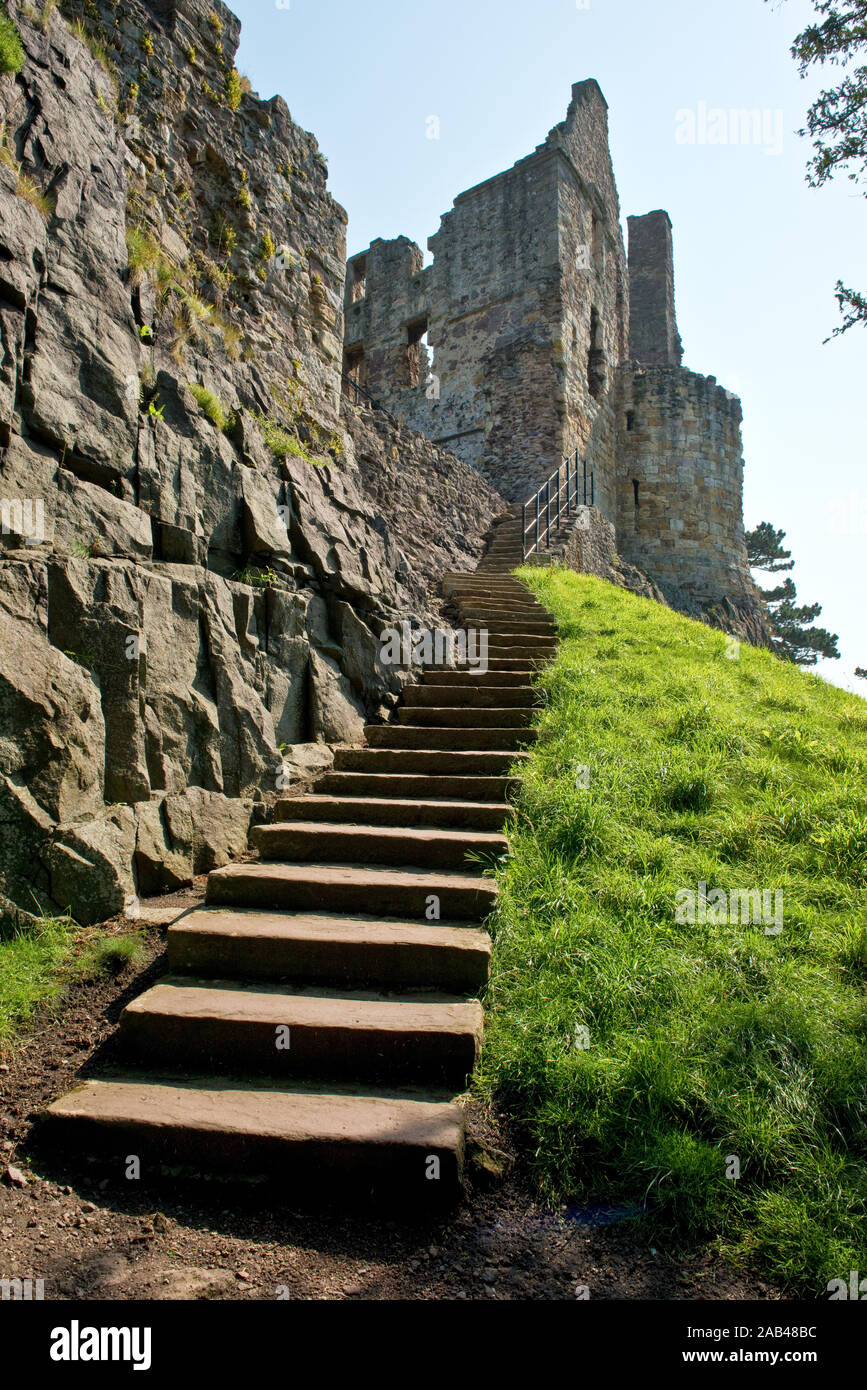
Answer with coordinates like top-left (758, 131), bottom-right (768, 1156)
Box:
top-left (0, 889), bottom-right (785, 1302)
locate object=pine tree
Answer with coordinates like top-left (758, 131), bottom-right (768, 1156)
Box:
top-left (774, 0), bottom-right (867, 339)
top-left (746, 522), bottom-right (840, 665)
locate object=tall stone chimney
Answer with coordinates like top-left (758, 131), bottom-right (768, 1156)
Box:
top-left (627, 210), bottom-right (683, 366)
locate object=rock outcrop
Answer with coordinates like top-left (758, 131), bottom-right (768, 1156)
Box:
top-left (0, 0), bottom-right (503, 929)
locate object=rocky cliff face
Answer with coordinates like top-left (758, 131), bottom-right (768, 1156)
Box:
top-left (0, 0), bottom-right (504, 930)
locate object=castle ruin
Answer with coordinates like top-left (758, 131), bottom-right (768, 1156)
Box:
top-left (342, 80), bottom-right (757, 623)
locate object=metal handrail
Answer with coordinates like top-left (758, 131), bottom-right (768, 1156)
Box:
top-left (521, 450), bottom-right (594, 559)
top-left (340, 372), bottom-right (398, 426)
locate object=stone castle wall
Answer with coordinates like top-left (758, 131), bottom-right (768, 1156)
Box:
top-left (616, 366), bottom-right (753, 606)
top-left (342, 95), bottom-right (765, 634)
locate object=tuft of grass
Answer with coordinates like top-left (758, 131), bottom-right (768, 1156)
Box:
top-left (225, 66), bottom-right (242, 111)
top-left (476, 567), bottom-right (867, 1295)
top-left (75, 931), bottom-right (146, 979)
top-left (233, 566), bottom-right (281, 589)
top-left (0, 2), bottom-right (24, 75)
top-left (252, 410), bottom-right (325, 468)
top-left (126, 224), bottom-right (176, 289)
top-left (15, 169), bottom-right (54, 219)
top-left (187, 382), bottom-right (234, 433)
top-left (68, 14), bottom-right (118, 86)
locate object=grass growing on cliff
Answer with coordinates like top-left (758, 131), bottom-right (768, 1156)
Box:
top-left (477, 568), bottom-right (867, 1293)
top-left (187, 383), bottom-right (234, 433)
top-left (0, 3), bottom-right (24, 75)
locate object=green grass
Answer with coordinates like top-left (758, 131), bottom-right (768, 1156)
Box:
top-left (0, 913), bottom-right (79, 1049)
top-left (0, 916), bottom-right (147, 1051)
top-left (75, 931), bottom-right (147, 979)
top-left (477, 568), bottom-right (867, 1293)
top-left (0, 3), bottom-right (24, 75)
top-left (188, 382), bottom-right (234, 433)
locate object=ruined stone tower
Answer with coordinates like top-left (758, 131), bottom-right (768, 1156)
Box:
top-left (342, 80), bottom-right (758, 623)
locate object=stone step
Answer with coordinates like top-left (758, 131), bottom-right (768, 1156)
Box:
top-left (333, 747), bottom-right (529, 776)
top-left (408, 679), bottom-right (540, 702)
top-left (477, 626), bottom-right (556, 640)
top-left (396, 706), bottom-right (535, 727)
top-left (484, 634), bottom-right (557, 650)
top-left (117, 979), bottom-right (484, 1087)
top-left (206, 861), bottom-right (498, 919)
top-left (46, 1076), bottom-right (466, 1201)
top-left (364, 724), bottom-right (535, 751)
top-left (250, 821), bottom-right (508, 870)
top-left (274, 794), bottom-right (511, 829)
top-left (315, 772), bottom-right (517, 801)
top-left (454, 658), bottom-right (546, 671)
top-left (454, 601), bottom-right (547, 615)
top-left (168, 909), bottom-right (492, 991)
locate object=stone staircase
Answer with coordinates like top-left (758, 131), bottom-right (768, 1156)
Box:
top-left (477, 501), bottom-right (578, 571)
top-left (46, 557), bottom-right (557, 1207)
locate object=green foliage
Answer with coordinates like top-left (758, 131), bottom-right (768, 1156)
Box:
top-left (477, 568), bottom-right (867, 1293)
top-left (775, 0), bottom-right (867, 337)
top-left (0, 912), bottom-right (78, 1048)
top-left (233, 566), bottom-right (281, 589)
top-left (75, 931), bottom-right (147, 979)
top-left (251, 410), bottom-right (326, 468)
top-left (187, 382), bottom-right (234, 433)
top-left (225, 66), bottom-right (242, 111)
top-left (68, 14), bottom-right (117, 86)
top-left (0, 3), bottom-right (24, 75)
top-left (748, 520), bottom-right (839, 665)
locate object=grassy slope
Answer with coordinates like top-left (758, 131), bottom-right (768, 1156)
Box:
top-left (477, 569), bottom-right (867, 1292)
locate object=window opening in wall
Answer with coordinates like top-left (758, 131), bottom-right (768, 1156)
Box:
top-left (632, 479), bottom-right (640, 506)
top-left (588, 306), bottom-right (605, 401)
top-left (407, 317), bottom-right (428, 389)
top-left (591, 212), bottom-right (603, 274)
top-left (350, 258), bottom-right (367, 304)
top-left (626, 411), bottom-right (635, 431)
top-left (342, 345), bottom-right (367, 400)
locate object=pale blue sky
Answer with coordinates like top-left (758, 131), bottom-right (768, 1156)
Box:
top-left (232, 0), bottom-right (865, 691)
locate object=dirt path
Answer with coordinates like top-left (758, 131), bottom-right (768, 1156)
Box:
top-left (0, 898), bottom-right (781, 1302)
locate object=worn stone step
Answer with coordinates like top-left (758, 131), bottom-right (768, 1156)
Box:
top-left (274, 794), bottom-right (511, 830)
top-left (454, 601), bottom-right (547, 617)
top-left (364, 724), bottom-right (535, 751)
top-left (46, 1076), bottom-right (465, 1200)
top-left (333, 747), bottom-right (528, 776)
top-left (407, 679), bottom-right (540, 703)
top-left (168, 909), bottom-right (491, 991)
top-left (250, 821), bottom-right (507, 870)
top-left (419, 670), bottom-right (539, 689)
top-left (456, 658), bottom-right (546, 671)
top-left (206, 861), bottom-right (498, 919)
top-left (117, 979), bottom-right (483, 1087)
top-left (484, 634), bottom-right (557, 649)
top-left (315, 772), bottom-right (517, 801)
top-left (397, 706), bottom-right (534, 727)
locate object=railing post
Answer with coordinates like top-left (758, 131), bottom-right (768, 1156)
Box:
top-left (546, 481), bottom-right (551, 548)
top-left (535, 491), bottom-right (540, 554)
top-left (521, 503), bottom-right (526, 561)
